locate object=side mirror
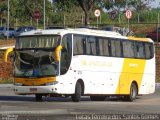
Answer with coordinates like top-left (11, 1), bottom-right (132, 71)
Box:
top-left (4, 48), bottom-right (14, 62)
top-left (54, 45), bottom-right (62, 62)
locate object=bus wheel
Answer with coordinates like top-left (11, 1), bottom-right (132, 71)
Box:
top-left (124, 83), bottom-right (137, 102)
top-left (35, 94), bottom-right (43, 101)
top-left (90, 96), bottom-right (106, 101)
top-left (71, 82), bottom-right (81, 102)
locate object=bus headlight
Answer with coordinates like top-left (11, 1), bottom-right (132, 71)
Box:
top-left (45, 81), bottom-right (59, 86)
top-left (14, 83), bottom-right (23, 86)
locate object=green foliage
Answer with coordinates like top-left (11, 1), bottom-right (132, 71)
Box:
top-left (1, 0), bottom-right (54, 27)
top-left (0, 0), bottom-right (159, 28)
top-left (54, 0), bottom-right (78, 12)
top-left (102, 0), bottom-right (148, 12)
top-left (0, 0), bottom-right (7, 23)
top-left (0, 77), bottom-right (13, 84)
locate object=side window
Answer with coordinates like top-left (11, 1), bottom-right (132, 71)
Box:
top-left (98, 38), bottom-right (110, 56)
top-left (111, 40), bottom-right (121, 57)
top-left (145, 43), bottom-right (153, 59)
top-left (123, 41), bottom-right (135, 58)
top-left (86, 36), bottom-right (96, 55)
top-left (135, 42), bottom-right (145, 59)
top-left (61, 37), bottom-right (68, 49)
top-left (73, 35), bottom-right (85, 55)
top-left (60, 34), bottom-right (72, 75)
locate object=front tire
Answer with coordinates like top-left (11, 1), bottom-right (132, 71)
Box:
top-left (124, 83), bottom-right (137, 102)
top-left (71, 82), bottom-right (81, 102)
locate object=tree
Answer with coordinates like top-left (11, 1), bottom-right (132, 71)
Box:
top-left (9, 0), bottom-right (53, 26)
top-left (102, 0), bottom-right (149, 12)
top-left (130, 0), bottom-right (149, 12)
top-left (0, 0), bottom-right (7, 25)
top-left (52, 0), bottom-right (78, 12)
top-left (77, 0), bottom-right (95, 26)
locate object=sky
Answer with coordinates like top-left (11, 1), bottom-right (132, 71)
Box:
top-left (143, 0), bottom-right (160, 8)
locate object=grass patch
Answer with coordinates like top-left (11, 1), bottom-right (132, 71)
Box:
top-left (0, 77), bottom-right (13, 84)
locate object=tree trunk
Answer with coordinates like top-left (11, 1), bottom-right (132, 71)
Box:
top-left (84, 11), bottom-right (90, 26)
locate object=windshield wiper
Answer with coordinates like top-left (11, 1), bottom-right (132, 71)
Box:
top-left (15, 51), bottom-right (32, 65)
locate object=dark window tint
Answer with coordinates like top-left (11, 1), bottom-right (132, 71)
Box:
top-left (60, 34), bottom-right (72, 75)
top-left (145, 43), bottom-right (154, 59)
top-left (135, 42), bottom-right (145, 58)
top-left (123, 41), bottom-right (135, 58)
top-left (0, 27), bottom-right (5, 30)
top-left (73, 35), bottom-right (86, 55)
top-left (111, 40), bottom-right (121, 57)
top-left (86, 36), bottom-right (96, 55)
top-left (98, 38), bottom-right (110, 56)
top-left (9, 28), bottom-right (14, 30)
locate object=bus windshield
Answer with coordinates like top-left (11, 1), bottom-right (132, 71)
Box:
top-left (16, 35), bottom-right (60, 49)
top-left (14, 35), bottom-right (61, 78)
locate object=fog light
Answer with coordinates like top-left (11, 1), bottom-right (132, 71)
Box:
top-left (46, 81), bottom-right (59, 86)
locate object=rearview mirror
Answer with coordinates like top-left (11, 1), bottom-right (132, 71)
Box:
top-left (54, 45), bottom-right (62, 62)
top-left (4, 48), bottom-right (14, 62)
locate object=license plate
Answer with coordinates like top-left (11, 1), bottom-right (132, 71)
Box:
top-left (30, 88), bottom-right (37, 92)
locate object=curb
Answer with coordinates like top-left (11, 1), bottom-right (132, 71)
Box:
top-left (0, 109), bottom-right (69, 115)
top-left (156, 83), bottom-right (160, 88)
top-left (0, 84), bottom-right (13, 88)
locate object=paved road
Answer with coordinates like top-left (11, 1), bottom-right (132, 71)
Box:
top-left (0, 85), bottom-right (160, 120)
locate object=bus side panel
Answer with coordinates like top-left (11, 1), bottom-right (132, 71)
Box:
top-left (56, 73), bottom-right (76, 94)
top-left (116, 58), bottom-right (146, 95)
top-left (139, 74), bottom-right (155, 94)
top-left (72, 56), bottom-right (123, 95)
top-left (70, 55), bottom-right (155, 95)
top-left (139, 58), bottom-right (155, 94)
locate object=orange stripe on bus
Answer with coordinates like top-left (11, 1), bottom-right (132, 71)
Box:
top-left (128, 36), bottom-right (150, 42)
top-left (116, 58), bottom-right (146, 94)
top-left (15, 77), bottom-right (56, 86)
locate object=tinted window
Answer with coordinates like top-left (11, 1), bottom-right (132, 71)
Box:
top-left (145, 43), bottom-right (154, 59)
top-left (73, 35), bottom-right (86, 55)
top-left (9, 28), bottom-right (14, 30)
top-left (111, 40), bottom-right (121, 57)
top-left (98, 37), bottom-right (110, 56)
top-left (0, 27), bottom-right (5, 30)
top-left (123, 41), bottom-right (135, 58)
top-left (86, 36), bottom-right (96, 55)
top-left (135, 42), bottom-right (145, 58)
top-left (61, 34), bottom-right (72, 75)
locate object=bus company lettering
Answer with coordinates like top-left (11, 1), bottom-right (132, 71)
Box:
top-left (81, 60), bottom-right (113, 67)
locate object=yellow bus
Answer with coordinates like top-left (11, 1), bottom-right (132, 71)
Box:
top-left (4, 28), bottom-right (155, 102)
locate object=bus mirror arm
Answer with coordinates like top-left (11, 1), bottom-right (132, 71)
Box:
top-left (55, 45), bottom-right (63, 62)
top-left (4, 48), bottom-right (14, 62)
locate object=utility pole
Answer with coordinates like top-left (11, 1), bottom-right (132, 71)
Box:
top-left (7, 0), bottom-right (10, 40)
top-left (43, 0), bottom-right (46, 29)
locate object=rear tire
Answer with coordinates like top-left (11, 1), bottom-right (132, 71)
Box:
top-left (71, 82), bottom-right (81, 102)
top-left (90, 96), bottom-right (106, 101)
top-left (35, 94), bottom-right (43, 101)
top-left (124, 83), bottom-right (137, 102)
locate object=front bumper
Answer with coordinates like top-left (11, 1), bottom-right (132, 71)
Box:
top-left (13, 85), bottom-right (58, 95)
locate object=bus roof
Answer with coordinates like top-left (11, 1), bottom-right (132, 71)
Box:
top-left (19, 28), bottom-right (122, 37)
top-left (19, 28), bottom-right (153, 43)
